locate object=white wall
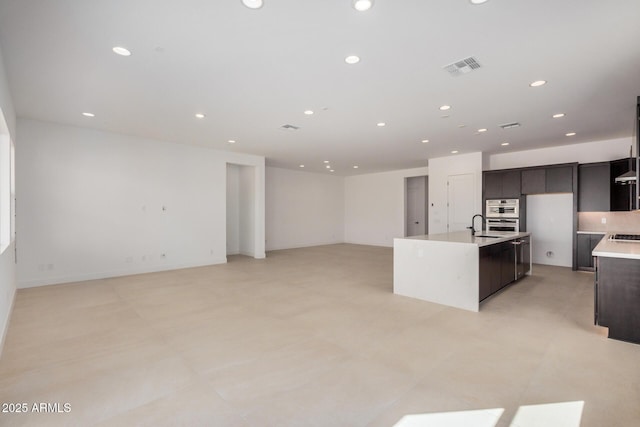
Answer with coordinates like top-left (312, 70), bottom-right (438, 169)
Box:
top-left (0, 46), bottom-right (16, 355)
top-left (344, 166), bottom-right (429, 247)
top-left (428, 152), bottom-right (483, 234)
top-left (226, 165), bottom-right (240, 255)
top-left (488, 137), bottom-right (633, 170)
top-left (265, 167), bottom-right (344, 250)
top-left (238, 165), bottom-right (256, 256)
top-left (16, 119), bottom-right (265, 288)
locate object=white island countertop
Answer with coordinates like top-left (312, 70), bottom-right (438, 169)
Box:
top-left (593, 233), bottom-right (640, 260)
top-left (402, 230), bottom-right (531, 247)
top-left (394, 230), bottom-right (531, 312)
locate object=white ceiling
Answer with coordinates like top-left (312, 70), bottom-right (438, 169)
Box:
top-left (0, 0), bottom-right (639, 175)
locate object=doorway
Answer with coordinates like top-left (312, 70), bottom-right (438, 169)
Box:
top-left (405, 176), bottom-right (428, 237)
top-left (226, 164), bottom-right (256, 258)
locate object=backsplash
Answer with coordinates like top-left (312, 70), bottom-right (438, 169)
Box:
top-left (579, 211), bottom-right (640, 233)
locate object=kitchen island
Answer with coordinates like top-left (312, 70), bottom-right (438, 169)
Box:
top-left (593, 233), bottom-right (640, 344)
top-left (394, 230), bottom-right (532, 312)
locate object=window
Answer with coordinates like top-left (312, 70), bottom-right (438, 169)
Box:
top-left (0, 108), bottom-right (13, 254)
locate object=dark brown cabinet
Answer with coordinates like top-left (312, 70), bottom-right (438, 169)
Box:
top-left (577, 233), bottom-right (603, 270)
top-left (546, 166), bottom-right (573, 193)
top-left (479, 238), bottom-right (529, 302)
top-left (578, 162), bottom-right (611, 212)
top-left (521, 166), bottom-right (573, 195)
top-left (521, 169), bottom-right (546, 194)
top-left (479, 245), bottom-right (499, 300)
top-left (610, 158), bottom-right (637, 211)
top-left (596, 256), bottom-right (640, 344)
top-left (500, 242), bottom-right (516, 288)
top-left (483, 170), bottom-right (521, 199)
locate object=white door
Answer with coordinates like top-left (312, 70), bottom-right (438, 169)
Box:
top-left (406, 176), bottom-right (427, 236)
top-left (447, 173), bottom-right (475, 232)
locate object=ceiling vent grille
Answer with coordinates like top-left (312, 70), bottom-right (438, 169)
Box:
top-left (500, 122), bottom-right (521, 129)
top-left (443, 56), bottom-right (481, 77)
top-left (279, 124), bottom-right (300, 131)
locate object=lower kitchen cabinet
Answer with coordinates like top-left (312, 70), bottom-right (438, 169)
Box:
top-left (479, 238), bottom-right (529, 301)
top-left (577, 233), bottom-right (604, 271)
top-left (596, 256), bottom-right (640, 344)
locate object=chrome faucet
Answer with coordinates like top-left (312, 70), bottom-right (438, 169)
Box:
top-left (468, 214), bottom-right (486, 236)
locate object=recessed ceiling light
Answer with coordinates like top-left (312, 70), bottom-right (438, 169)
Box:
top-left (377, 122), bottom-right (386, 127)
top-left (345, 55), bottom-right (360, 65)
top-left (228, 140), bottom-right (236, 144)
top-left (241, 0), bottom-right (263, 9)
top-left (195, 113), bottom-right (205, 119)
top-left (326, 165), bottom-right (331, 169)
top-left (439, 105), bottom-right (451, 111)
top-left (458, 124), bottom-right (466, 128)
top-left (478, 128), bottom-right (488, 132)
top-left (501, 142), bottom-right (510, 146)
top-left (82, 112), bottom-right (95, 117)
top-left (530, 80), bottom-right (547, 87)
top-left (421, 139), bottom-right (429, 144)
top-left (352, 0), bottom-right (374, 11)
top-left (470, 0), bottom-right (489, 4)
top-left (299, 165), bottom-right (305, 168)
top-left (112, 46), bottom-right (131, 56)
top-left (451, 150), bottom-right (459, 154)
top-left (330, 170), bottom-right (335, 172)
top-left (304, 110), bottom-right (314, 115)
top-left (553, 113), bottom-right (566, 118)
top-left (353, 165), bottom-right (359, 169)
top-left (324, 160), bottom-right (330, 163)
top-left (566, 132), bottom-right (576, 137)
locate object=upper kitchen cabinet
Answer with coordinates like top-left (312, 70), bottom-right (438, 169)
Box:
top-left (484, 170), bottom-right (521, 199)
top-left (520, 169), bottom-right (546, 194)
top-left (546, 166), bottom-right (574, 193)
top-left (521, 165), bottom-right (575, 195)
top-left (578, 162), bottom-right (611, 212)
top-left (610, 158), bottom-right (637, 211)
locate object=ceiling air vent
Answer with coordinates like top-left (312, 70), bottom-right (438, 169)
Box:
top-left (443, 56), bottom-right (481, 77)
top-left (279, 124), bottom-right (300, 131)
top-left (500, 122), bottom-right (521, 130)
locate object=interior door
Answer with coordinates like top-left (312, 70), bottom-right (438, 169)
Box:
top-left (406, 176), bottom-right (427, 236)
top-left (447, 173), bottom-right (475, 232)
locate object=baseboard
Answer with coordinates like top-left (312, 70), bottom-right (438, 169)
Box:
top-left (265, 240), bottom-right (344, 252)
top-left (17, 257), bottom-right (228, 288)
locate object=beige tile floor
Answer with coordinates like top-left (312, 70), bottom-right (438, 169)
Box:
top-left (0, 244), bottom-right (639, 426)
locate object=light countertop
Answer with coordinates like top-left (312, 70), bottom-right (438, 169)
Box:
top-left (577, 231), bottom-right (607, 235)
top-left (399, 230), bottom-right (531, 247)
top-left (593, 233), bottom-right (640, 260)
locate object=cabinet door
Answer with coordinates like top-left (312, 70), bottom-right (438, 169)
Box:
top-left (484, 172), bottom-right (503, 199)
top-left (546, 166), bottom-right (573, 193)
top-left (597, 257), bottom-right (640, 343)
top-left (611, 159), bottom-right (636, 211)
top-left (479, 247), bottom-right (492, 301)
top-left (589, 235), bottom-right (603, 268)
top-left (521, 169), bottom-right (546, 194)
top-left (500, 242), bottom-right (516, 288)
top-left (578, 163), bottom-right (611, 212)
top-left (577, 234), bottom-right (592, 269)
top-left (502, 171), bottom-right (522, 198)
top-left (518, 236), bottom-right (531, 277)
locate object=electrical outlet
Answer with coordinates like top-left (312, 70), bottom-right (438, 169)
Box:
top-left (601, 217), bottom-right (607, 224)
